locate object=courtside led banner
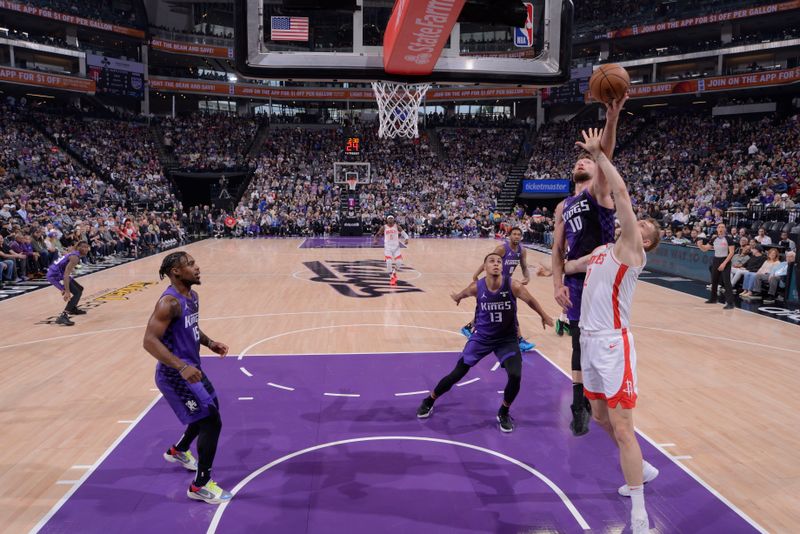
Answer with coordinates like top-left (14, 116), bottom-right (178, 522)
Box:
top-left (593, 0), bottom-right (800, 40)
top-left (150, 38), bottom-right (233, 59)
top-left (520, 180), bottom-right (570, 196)
top-left (148, 77), bottom-right (537, 102)
top-left (586, 67), bottom-right (800, 101)
top-left (0, 66), bottom-right (95, 93)
top-left (0, 0), bottom-right (144, 39)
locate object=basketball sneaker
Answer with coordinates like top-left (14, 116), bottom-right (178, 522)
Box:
top-left (555, 318), bottom-right (565, 336)
top-left (569, 402), bottom-right (591, 436)
top-left (497, 412), bottom-right (515, 433)
top-left (460, 324), bottom-right (473, 339)
top-left (164, 446), bottom-right (198, 471)
top-left (618, 461), bottom-right (660, 496)
top-left (187, 480), bottom-right (232, 504)
top-left (67, 307), bottom-right (87, 315)
top-left (389, 272), bottom-right (398, 286)
top-left (55, 313), bottom-right (74, 326)
top-left (416, 398), bottom-right (434, 418)
top-left (518, 337), bottom-right (535, 351)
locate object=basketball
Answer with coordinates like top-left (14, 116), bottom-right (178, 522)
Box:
top-left (589, 64), bottom-right (630, 104)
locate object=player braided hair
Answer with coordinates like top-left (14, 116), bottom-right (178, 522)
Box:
top-left (159, 251), bottom-right (188, 280)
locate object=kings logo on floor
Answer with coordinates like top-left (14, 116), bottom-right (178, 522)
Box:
top-left (303, 260), bottom-right (422, 298)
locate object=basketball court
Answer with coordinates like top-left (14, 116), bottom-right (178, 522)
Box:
top-left (2, 238), bottom-right (796, 533)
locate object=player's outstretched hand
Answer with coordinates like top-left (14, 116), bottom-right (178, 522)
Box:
top-left (575, 128), bottom-right (604, 157)
top-left (605, 94), bottom-right (629, 120)
top-left (209, 341), bottom-right (229, 358)
top-left (554, 284), bottom-right (572, 310)
top-left (541, 314), bottom-right (555, 329)
top-left (180, 364), bottom-right (203, 383)
top-left (450, 292), bottom-right (462, 306)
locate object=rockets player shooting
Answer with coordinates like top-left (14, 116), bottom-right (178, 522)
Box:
top-left (565, 128), bottom-right (661, 534)
top-left (374, 215), bottom-right (409, 285)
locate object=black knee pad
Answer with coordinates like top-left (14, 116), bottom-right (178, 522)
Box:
top-left (570, 321), bottom-right (582, 372)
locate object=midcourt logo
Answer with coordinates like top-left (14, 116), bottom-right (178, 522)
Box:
top-left (303, 260), bottom-right (422, 298)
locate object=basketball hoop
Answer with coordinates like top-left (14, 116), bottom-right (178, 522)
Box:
top-left (346, 176), bottom-right (358, 191)
top-left (371, 81), bottom-right (431, 139)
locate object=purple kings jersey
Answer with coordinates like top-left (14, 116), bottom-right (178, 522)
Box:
top-left (473, 275), bottom-right (517, 342)
top-left (157, 286), bottom-right (201, 370)
top-left (502, 241), bottom-right (521, 278)
top-left (562, 189), bottom-right (616, 261)
top-left (562, 189), bottom-right (616, 322)
top-left (47, 250), bottom-right (80, 280)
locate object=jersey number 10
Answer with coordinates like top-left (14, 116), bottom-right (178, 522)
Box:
top-left (567, 217), bottom-right (583, 233)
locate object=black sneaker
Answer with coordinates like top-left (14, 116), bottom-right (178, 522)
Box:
top-left (67, 308), bottom-right (87, 315)
top-left (723, 303), bottom-right (735, 309)
top-left (416, 398), bottom-right (434, 419)
top-left (497, 411), bottom-right (515, 433)
top-left (704, 299), bottom-right (718, 304)
top-left (569, 403), bottom-right (591, 436)
top-left (55, 313), bottom-right (75, 326)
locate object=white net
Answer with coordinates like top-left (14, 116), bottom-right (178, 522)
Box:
top-left (371, 81), bottom-right (431, 139)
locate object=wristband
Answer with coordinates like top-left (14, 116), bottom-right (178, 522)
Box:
top-left (178, 364), bottom-right (188, 374)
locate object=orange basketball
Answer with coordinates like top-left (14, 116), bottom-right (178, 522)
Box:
top-left (589, 64), bottom-right (630, 104)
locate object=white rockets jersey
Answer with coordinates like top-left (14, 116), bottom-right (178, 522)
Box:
top-left (579, 244), bottom-right (645, 331)
top-left (384, 225), bottom-right (400, 246)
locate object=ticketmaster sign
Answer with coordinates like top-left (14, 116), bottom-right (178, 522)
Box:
top-left (520, 179), bottom-right (571, 198)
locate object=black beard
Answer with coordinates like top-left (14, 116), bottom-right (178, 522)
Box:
top-left (573, 171), bottom-right (591, 183)
top-left (180, 276), bottom-right (200, 287)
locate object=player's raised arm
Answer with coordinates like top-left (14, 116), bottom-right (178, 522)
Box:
top-left (450, 281), bottom-right (478, 306)
top-left (143, 296), bottom-right (203, 383)
top-left (576, 128), bottom-right (647, 264)
top-left (592, 96), bottom-right (628, 205)
top-left (551, 201), bottom-right (571, 309)
top-left (511, 280), bottom-right (554, 329)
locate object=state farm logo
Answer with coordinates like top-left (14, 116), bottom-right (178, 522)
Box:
top-left (404, 53), bottom-right (432, 65)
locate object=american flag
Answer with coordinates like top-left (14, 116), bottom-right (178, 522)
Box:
top-left (270, 16), bottom-right (309, 41)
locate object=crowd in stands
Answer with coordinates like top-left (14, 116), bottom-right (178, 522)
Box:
top-left (27, 0), bottom-right (143, 28)
top-left (217, 124), bottom-right (526, 238)
top-left (0, 104), bottom-right (186, 288)
top-left (158, 114), bottom-right (260, 171)
top-left (37, 113), bottom-right (175, 208)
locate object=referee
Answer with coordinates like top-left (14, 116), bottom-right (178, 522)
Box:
top-left (697, 222), bottom-right (736, 309)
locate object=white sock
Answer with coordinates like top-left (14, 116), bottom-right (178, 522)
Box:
top-left (629, 485), bottom-right (646, 518)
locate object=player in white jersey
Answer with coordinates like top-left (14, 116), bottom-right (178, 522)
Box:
top-left (565, 128), bottom-right (661, 534)
top-left (373, 215), bottom-right (409, 285)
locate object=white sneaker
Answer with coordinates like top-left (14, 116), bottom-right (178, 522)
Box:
top-left (631, 513), bottom-right (650, 534)
top-left (618, 461), bottom-right (659, 497)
